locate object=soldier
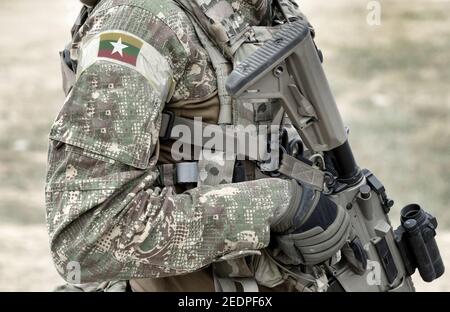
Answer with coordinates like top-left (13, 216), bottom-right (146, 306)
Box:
top-left (47, 0), bottom-right (358, 292)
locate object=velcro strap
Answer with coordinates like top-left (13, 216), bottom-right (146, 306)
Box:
top-left (176, 162), bottom-right (199, 184)
top-left (158, 162), bottom-right (199, 186)
top-left (279, 154), bottom-right (324, 191)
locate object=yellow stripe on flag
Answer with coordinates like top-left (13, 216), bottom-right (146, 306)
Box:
top-left (100, 33), bottom-right (144, 49)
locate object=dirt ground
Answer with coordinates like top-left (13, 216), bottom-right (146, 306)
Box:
top-left (0, 0), bottom-right (449, 291)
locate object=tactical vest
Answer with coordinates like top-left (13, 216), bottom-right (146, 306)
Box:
top-left (62, 0), bottom-right (317, 292)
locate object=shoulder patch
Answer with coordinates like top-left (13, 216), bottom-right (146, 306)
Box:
top-left (77, 30), bottom-right (174, 100)
top-left (98, 32), bottom-right (144, 66)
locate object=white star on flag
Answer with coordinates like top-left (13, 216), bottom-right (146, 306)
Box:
top-left (110, 37), bottom-right (128, 57)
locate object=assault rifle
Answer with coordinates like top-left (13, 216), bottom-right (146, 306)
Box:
top-left (226, 19), bottom-right (444, 292)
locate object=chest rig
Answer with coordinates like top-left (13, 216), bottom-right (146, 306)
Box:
top-left (158, 0), bottom-right (313, 190)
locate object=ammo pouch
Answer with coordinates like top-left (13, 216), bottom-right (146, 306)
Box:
top-left (395, 204), bottom-right (445, 282)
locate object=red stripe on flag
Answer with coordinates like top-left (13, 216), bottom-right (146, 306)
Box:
top-left (98, 50), bottom-right (138, 66)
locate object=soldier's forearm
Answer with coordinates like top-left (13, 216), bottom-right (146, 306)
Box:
top-left (46, 143), bottom-right (294, 283)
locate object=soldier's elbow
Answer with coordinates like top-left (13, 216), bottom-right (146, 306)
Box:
top-left (50, 234), bottom-right (108, 284)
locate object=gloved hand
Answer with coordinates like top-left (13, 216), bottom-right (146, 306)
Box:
top-left (269, 180), bottom-right (353, 266)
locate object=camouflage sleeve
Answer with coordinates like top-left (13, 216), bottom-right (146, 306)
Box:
top-left (46, 2), bottom-right (295, 283)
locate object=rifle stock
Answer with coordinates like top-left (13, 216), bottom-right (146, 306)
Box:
top-left (226, 19), bottom-right (443, 292)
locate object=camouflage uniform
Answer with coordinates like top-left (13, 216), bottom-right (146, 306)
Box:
top-left (47, 0), bottom-right (309, 291)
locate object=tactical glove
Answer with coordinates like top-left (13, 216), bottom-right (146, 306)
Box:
top-left (270, 180), bottom-right (352, 266)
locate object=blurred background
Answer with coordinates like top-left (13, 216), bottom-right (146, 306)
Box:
top-left (0, 0), bottom-right (448, 291)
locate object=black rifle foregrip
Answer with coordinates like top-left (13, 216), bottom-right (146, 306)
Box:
top-left (226, 19), bottom-right (310, 96)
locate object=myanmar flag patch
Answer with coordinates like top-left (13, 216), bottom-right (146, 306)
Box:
top-left (98, 33), bottom-right (143, 66)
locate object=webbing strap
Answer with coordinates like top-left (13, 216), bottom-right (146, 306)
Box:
top-left (159, 114), bottom-right (322, 189)
top-left (198, 150), bottom-right (236, 186)
top-left (160, 164), bottom-right (175, 186)
top-left (173, 0), bottom-right (234, 125)
top-left (279, 154), bottom-right (325, 191)
top-left (60, 49), bottom-right (76, 96)
top-left (159, 111), bottom-right (175, 141)
top-left (191, 22), bottom-right (233, 125)
top-left (213, 274), bottom-right (259, 292)
top-left (213, 275), bottom-right (237, 292)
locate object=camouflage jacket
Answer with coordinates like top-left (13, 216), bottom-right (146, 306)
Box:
top-left (46, 0), bottom-right (298, 283)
